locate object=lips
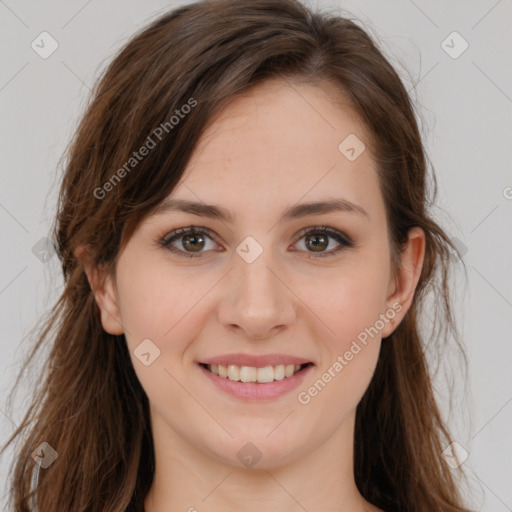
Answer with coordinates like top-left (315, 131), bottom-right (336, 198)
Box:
top-left (198, 360), bottom-right (314, 400)
top-left (198, 353), bottom-right (313, 367)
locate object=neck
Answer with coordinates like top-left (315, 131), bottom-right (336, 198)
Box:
top-left (144, 409), bottom-right (381, 512)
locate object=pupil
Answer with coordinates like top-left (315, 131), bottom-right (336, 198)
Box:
top-left (183, 233), bottom-right (204, 252)
top-left (306, 234), bottom-right (327, 252)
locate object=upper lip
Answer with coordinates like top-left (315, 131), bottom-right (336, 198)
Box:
top-left (199, 353), bottom-right (313, 367)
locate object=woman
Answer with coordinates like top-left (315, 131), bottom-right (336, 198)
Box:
top-left (1, 0), bottom-right (472, 510)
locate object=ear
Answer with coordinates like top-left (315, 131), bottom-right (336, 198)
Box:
top-left (381, 227), bottom-right (425, 338)
top-left (76, 245), bottom-right (124, 335)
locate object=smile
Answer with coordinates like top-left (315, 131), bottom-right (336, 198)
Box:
top-left (201, 363), bottom-right (312, 383)
top-left (198, 361), bottom-right (314, 401)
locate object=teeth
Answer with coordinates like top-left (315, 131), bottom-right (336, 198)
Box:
top-left (227, 364), bottom-right (240, 381)
top-left (207, 363), bottom-right (304, 383)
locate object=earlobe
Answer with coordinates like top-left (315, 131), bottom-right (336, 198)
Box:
top-left (382, 227), bottom-right (426, 338)
top-left (76, 245), bottom-right (124, 335)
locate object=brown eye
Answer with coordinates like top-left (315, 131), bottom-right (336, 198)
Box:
top-left (161, 227), bottom-right (218, 258)
top-left (304, 233), bottom-right (329, 252)
top-left (181, 232), bottom-right (206, 252)
top-left (161, 225), bottom-right (353, 259)
top-left (294, 227), bottom-right (354, 257)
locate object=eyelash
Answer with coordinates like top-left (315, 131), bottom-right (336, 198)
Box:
top-left (159, 225), bottom-right (354, 259)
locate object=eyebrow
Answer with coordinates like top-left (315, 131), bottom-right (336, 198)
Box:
top-left (151, 197), bottom-right (369, 223)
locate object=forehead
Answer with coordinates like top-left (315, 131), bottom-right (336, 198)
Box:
top-left (170, 78), bottom-right (382, 223)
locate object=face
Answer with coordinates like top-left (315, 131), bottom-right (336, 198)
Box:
top-left (92, 78), bottom-right (420, 469)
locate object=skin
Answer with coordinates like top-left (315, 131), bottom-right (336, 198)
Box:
top-left (83, 78), bottom-right (425, 512)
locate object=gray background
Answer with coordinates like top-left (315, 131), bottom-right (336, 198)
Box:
top-left (1, 0), bottom-right (511, 510)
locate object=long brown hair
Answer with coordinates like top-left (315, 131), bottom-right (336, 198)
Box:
top-left (1, 1), bottom-right (472, 510)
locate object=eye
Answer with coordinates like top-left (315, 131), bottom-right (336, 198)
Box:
top-left (160, 226), bottom-right (219, 258)
top-left (160, 225), bottom-right (353, 258)
top-left (292, 226), bottom-right (354, 258)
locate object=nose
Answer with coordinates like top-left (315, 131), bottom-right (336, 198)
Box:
top-left (217, 249), bottom-right (297, 340)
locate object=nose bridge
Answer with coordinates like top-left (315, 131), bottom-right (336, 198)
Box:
top-left (218, 243), bottom-right (296, 338)
top-left (237, 253), bottom-right (279, 309)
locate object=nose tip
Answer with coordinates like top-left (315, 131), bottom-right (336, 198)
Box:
top-left (225, 319), bottom-right (287, 341)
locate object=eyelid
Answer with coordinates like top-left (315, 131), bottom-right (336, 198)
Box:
top-left (160, 225), bottom-right (218, 245)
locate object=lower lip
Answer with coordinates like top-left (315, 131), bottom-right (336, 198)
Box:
top-left (198, 364), bottom-right (313, 401)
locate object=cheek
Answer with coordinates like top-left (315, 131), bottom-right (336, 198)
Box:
top-left (302, 261), bottom-right (390, 347)
top-left (295, 255), bottom-right (389, 405)
top-left (296, 271), bottom-right (385, 416)
top-left (113, 258), bottom-right (205, 406)
top-left (116, 252), bottom-right (190, 331)
top-left (114, 254), bottom-right (220, 370)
